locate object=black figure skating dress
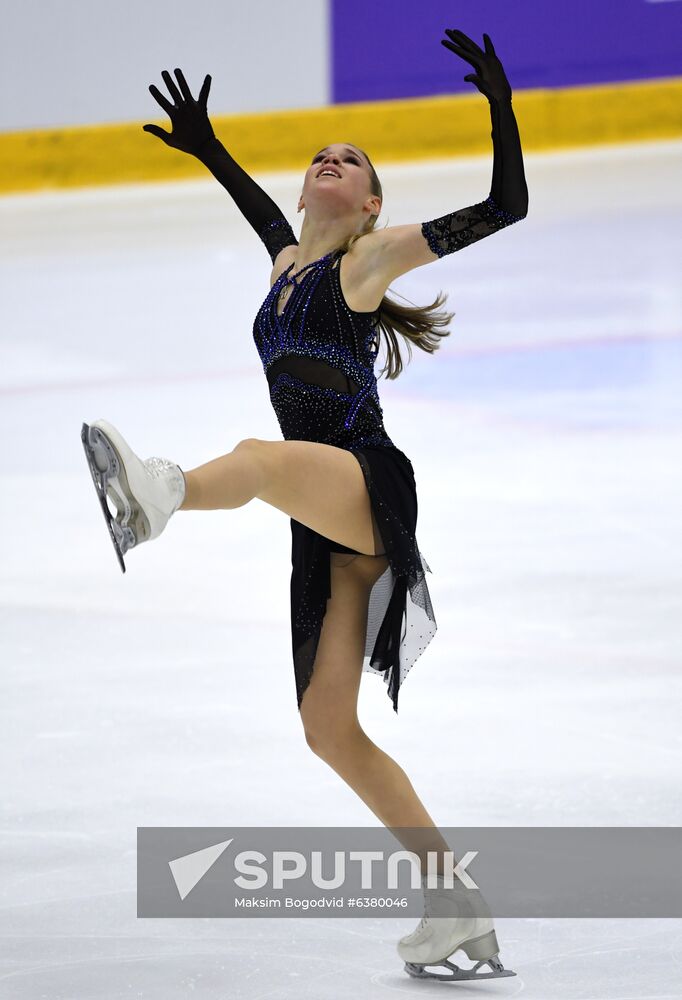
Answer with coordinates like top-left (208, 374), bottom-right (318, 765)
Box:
top-left (252, 230), bottom-right (437, 712)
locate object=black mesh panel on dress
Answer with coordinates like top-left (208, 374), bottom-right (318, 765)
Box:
top-left (266, 355), bottom-right (361, 396)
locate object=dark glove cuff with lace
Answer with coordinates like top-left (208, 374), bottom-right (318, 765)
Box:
top-left (258, 218), bottom-right (299, 265)
top-left (421, 195), bottom-right (525, 258)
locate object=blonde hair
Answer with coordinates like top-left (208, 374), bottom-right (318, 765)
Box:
top-left (337, 144), bottom-right (455, 380)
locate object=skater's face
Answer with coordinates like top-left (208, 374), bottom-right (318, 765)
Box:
top-left (298, 142), bottom-right (381, 229)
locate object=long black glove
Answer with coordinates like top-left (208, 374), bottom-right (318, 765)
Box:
top-left (143, 68), bottom-right (298, 264)
top-left (421, 29), bottom-right (528, 259)
top-left (443, 28), bottom-right (528, 217)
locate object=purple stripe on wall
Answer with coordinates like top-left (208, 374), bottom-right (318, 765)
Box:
top-left (331, 0), bottom-right (682, 104)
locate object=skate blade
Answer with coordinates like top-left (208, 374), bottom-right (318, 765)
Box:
top-left (404, 955), bottom-right (516, 981)
top-left (81, 421), bottom-right (141, 573)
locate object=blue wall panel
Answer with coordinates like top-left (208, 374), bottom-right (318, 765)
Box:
top-left (331, 0), bottom-right (682, 104)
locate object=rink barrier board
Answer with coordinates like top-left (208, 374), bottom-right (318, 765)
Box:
top-left (0, 76), bottom-right (680, 195)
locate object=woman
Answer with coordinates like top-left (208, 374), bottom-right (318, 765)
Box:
top-left (82, 27), bottom-right (528, 982)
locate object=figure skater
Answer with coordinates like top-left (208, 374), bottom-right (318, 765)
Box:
top-left (81, 26), bottom-right (528, 982)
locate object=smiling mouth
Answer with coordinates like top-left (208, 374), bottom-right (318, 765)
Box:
top-left (317, 169), bottom-right (341, 179)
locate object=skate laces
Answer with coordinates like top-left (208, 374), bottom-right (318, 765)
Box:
top-left (144, 457), bottom-right (177, 479)
top-left (143, 457), bottom-right (186, 510)
top-left (411, 883), bottom-right (438, 937)
top-left (408, 886), bottom-right (447, 942)
top-left (404, 914), bottom-right (430, 944)
top-left (405, 878), bottom-right (457, 945)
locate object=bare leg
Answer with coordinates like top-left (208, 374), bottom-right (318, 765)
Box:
top-left (179, 441), bottom-right (266, 511)
top-left (311, 724), bottom-right (454, 875)
top-left (178, 437), bottom-right (385, 556)
top-left (301, 555), bottom-right (455, 877)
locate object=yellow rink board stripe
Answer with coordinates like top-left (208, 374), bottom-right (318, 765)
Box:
top-left (1, 76), bottom-right (681, 195)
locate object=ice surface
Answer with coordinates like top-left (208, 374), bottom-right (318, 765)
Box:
top-left (1, 141), bottom-right (681, 998)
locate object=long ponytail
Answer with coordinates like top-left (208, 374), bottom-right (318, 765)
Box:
top-left (337, 146), bottom-right (455, 380)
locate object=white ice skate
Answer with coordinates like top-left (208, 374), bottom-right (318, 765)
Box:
top-left (81, 418), bottom-right (186, 573)
top-left (398, 873), bottom-right (516, 982)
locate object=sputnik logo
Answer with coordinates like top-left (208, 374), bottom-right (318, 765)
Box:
top-left (168, 838), bottom-right (233, 901)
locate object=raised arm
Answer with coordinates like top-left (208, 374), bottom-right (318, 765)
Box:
top-left (143, 69), bottom-right (298, 265)
top-left (419, 87), bottom-right (528, 260)
top-left (354, 29), bottom-right (528, 287)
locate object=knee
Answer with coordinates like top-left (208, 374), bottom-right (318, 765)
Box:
top-left (302, 716), bottom-right (366, 761)
top-left (233, 438), bottom-right (270, 487)
top-left (233, 437), bottom-right (264, 454)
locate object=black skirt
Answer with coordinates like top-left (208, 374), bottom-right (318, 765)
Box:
top-left (289, 443), bottom-right (437, 713)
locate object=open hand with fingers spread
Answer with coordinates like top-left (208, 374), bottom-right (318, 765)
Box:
top-left (143, 68), bottom-right (215, 155)
top-left (441, 28), bottom-right (512, 104)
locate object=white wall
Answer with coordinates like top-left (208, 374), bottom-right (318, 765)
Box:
top-left (1, 0), bottom-right (329, 131)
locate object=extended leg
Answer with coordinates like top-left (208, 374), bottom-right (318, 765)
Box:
top-left (179, 439), bottom-right (269, 511)
top-left (180, 437), bottom-right (385, 557)
top-left (81, 419), bottom-right (384, 572)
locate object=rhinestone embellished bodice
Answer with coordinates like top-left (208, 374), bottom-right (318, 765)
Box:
top-left (252, 247), bottom-right (396, 450)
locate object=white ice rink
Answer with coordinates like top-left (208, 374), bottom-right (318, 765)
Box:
top-left (1, 141), bottom-right (681, 998)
